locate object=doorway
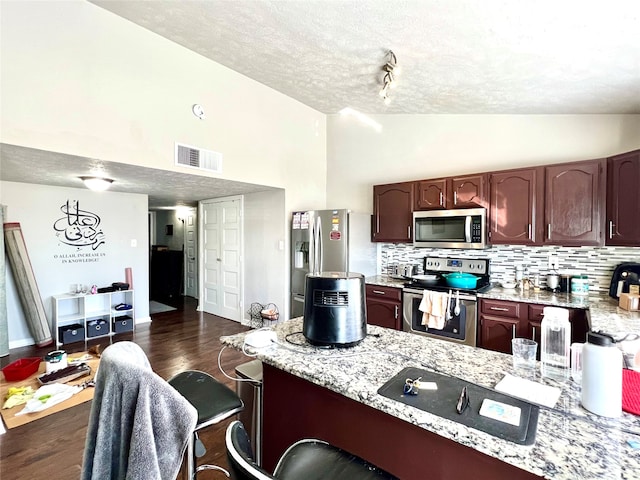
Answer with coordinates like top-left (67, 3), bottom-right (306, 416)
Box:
top-left (200, 197), bottom-right (243, 321)
top-left (183, 208), bottom-right (198, 299)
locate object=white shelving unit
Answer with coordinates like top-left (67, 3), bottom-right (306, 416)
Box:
top-left (52, 289), bottom-right (135, 346)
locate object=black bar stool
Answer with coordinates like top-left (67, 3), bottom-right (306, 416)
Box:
top-left (225, 420), bottom-right (398, 480)
top-left (169, 370), bottom-right (244, 479)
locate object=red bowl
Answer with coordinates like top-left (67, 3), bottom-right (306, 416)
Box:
top-left (2, 357), bottom-right (41, 382)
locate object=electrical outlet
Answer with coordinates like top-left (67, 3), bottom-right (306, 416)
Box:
top-left (548, 255), bottom-right (559, 270)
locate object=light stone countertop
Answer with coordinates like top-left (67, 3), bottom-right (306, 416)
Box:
top-left (365, 276), bottom-right (640, 336)
top-left (221, 319), bottom-right (640, 480)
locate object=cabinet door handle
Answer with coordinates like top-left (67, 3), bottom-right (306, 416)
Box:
top-left (532, 326), bottom-right (536, 341)
top-left (547, 224), bottom-right (551, 240)
top-left (439, 192), bottom-right (444, 207)
top-left (394, 305), bottom-right (399, 319)
top-left (490, 306), bottom-right (509, 311)
top-left (527, 224), bottom-right (532, 240)
top-left (453, 191), bottom-right (458, 205)
top-left (372, 290), bottom-right (385, 295)
top-left (512, 324), bottom-right (516, 339)
top-left (407, 226), bottom-right (411, 239)
top-left (609, 220), bottom-right (614, 239)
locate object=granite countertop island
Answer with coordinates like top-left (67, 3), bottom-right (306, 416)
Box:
top-left (222, 319), bottom-right (640, 480)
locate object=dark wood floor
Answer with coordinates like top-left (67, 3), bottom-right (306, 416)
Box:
top-left (0, 297), bottom-right (250, 479)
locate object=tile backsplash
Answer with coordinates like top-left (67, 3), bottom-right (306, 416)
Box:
top-left (381, 244), bottom-right (640, 293)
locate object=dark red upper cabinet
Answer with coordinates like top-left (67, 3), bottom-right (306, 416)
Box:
top-left (416, 174), bottom-right (486, 210)
top-left (606, 149), bottom-right (640, 246)
top-left (544, 159), bottom-right (605, 246)
top-left (372, 182), bottom-right (414, 243)
top-left (489, 168), bottom-right (543, 245)
top-left (415, 179), bottom-right (448, 210)
top-left (450, 174), bottom-right (487, 208)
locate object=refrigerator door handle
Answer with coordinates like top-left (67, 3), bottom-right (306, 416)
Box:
top-left (308, 214), bottom-right (316, 274)
top-left (315, 215), bottom-right (323, 273)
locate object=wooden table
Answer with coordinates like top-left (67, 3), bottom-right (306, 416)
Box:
top-left (0, 353), bottom-right (100, 429)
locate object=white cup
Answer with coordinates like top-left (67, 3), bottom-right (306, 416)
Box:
top-left (512, 338), bottom-right (538, 369)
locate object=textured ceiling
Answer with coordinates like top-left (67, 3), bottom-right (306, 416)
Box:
top-left (91, 0), bottom-right (640, 114)
top-left (0, 144), bottom-right (276, 209)
top-left (3, 1), bottom-right (639, 209)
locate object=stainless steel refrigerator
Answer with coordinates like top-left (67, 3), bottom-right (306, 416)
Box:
top-left (290, 209), bottom-right (377, 318)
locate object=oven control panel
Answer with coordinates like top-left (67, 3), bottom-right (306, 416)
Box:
top-left (424, 257), bottom-right (489, 275)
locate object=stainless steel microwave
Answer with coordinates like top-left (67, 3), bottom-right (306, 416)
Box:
top-left (413, 208), bottom-right (488, 249)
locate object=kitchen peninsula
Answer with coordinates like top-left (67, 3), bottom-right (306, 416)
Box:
top-left (221, 319), bottom-right (640, 480)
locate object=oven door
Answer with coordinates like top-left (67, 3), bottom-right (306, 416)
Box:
top-left (402, 289), bottom-right (477, 347)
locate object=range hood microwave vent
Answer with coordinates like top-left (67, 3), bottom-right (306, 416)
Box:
top-left (175, 142), bottom-right (222, 173)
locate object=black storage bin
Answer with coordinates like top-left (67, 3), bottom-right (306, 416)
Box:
top-left (113, 316), bottom-right (134, 334)
top-left (87, 318), bottom-right (108, 338)
top-left (59, 324), bottom-right (85, 344)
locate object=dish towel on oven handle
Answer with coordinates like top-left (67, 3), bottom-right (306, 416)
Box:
top-left (419, 290), bottom-right (449, 330)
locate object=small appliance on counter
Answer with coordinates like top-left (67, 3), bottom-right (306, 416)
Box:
top-left (302, 272), bottom-right (366, 347)
top-left (390, 263), bottom-right (418, 279)
top-left (609, 262), bottom-right (640, 299)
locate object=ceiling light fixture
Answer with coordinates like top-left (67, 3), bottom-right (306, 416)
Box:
top-left (79, 176), bottom-right (114, 191)
top-left (379, 50), bottom-right (400, 106)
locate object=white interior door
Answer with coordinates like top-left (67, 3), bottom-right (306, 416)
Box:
top-left (201, 198), bottom-right (243, 321)
top-left (184, 209), bottom-right (198, 298)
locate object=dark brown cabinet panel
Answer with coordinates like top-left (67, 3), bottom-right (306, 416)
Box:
top-left (450, 174), bottom-right (487, 208)
top-left (372, 182), bottom-right (414, 242)
top-left (479, 299), bottom-right (589, 356)
top-left (415, 179), bottom-right (447, 210)
top-left (479, 315), bottom-right (520, 354)
top-left (365, 285), bottom-right (402, 330)
top-left (415, 175), bottom-right (487, 210)
top-left (544, 159), bottom-right (605, 246)
top-left (488, 168), bottom-right (543, 245)
top-left (606, 149), bottom-right (640, 246)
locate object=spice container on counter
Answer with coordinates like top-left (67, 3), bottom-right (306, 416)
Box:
top-left (571, 274), bottom-right (589, 295)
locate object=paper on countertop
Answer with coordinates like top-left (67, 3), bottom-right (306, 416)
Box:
top-left (495, 374), bottom-right (562, 408)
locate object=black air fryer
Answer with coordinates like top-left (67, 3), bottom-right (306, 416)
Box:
top-left (303, 272), bottom-right (366, 347)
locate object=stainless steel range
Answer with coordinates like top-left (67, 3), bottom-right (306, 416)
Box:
top-left (402, 257), bottom-right (491, 347)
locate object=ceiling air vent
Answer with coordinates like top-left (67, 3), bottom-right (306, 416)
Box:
top-left (175, 142), bottom-right (222, 173)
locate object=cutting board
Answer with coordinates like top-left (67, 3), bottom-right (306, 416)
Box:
top-left (378, 367), bottom-right (539, 445)
top-left (0, 352), bottom-right (100, 429)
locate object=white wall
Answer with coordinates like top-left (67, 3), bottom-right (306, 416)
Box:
top-left (326, 114), bottom-right (640, 212)
top-left (243, 190), bottom-right (287, 320)
top-left (0, 1), bottom-right (327, 215)
top-left (2, 182), bottom-right (149, 348)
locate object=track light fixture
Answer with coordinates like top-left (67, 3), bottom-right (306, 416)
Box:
top-left (379, 50), bottom-right (400, 105)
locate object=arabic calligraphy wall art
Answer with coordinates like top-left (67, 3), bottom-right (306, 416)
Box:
top-left (53, 200), bottom-right (107, 264)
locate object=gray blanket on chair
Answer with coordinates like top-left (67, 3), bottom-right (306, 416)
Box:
top-left (81, 341), bottom-right (197, 480)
